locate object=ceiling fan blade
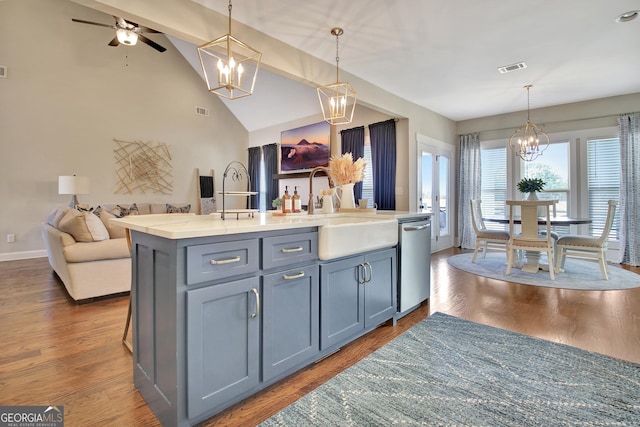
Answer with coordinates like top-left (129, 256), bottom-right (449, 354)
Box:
top-left (72, 18), bottom-right (116, 29)
top-left (137, 26), bottom-right (162, 34)
top-left (108, 37), bottom-right (120, 47)
top-left (138, 34), bottom-right (166, 53)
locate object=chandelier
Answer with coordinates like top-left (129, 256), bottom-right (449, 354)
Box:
top-left (317, 28), bottom-right (357, 125)
top-left (197, 0), bottom-right (261, 100)
top-left (508, 85), bottom-right (550, 161)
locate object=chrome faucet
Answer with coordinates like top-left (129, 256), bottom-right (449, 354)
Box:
top-left (308, 166), bottom-right (332, 215)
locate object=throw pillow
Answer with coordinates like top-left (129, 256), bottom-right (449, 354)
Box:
top-left (166, 203), bottom-right (191, 213)
top-left (58, 209), bottom-right (110, 242)
top-left (95, 208), bottom-right (127, 239)
top-left (110, 203), bottom-right (140, 217)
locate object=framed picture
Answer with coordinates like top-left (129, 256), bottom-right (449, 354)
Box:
top-left (280, 121), bottom-right (330, 173)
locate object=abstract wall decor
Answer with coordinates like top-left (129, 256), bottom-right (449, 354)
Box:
top-left (113, 138), bottom-right (173, 194)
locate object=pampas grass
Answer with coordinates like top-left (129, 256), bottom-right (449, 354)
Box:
top-left (328, 153), bottom-right (366, 185)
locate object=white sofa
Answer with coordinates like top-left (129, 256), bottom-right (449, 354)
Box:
top-left (42, 203), bottom-right (191, 301)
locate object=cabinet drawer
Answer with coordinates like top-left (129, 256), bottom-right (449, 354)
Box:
top-left (186, 239), bottom-right (259, 285)
top-left (262, 232), bottom-right (318, 270)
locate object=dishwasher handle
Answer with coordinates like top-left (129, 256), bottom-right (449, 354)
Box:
top-left (403, 224), bottom-right (429, 231)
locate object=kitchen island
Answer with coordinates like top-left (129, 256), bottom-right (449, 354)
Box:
top-left (112, 212), bottom-right (399, 426)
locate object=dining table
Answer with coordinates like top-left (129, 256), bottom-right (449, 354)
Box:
top-left (482, 215), bottom-right (592, 273)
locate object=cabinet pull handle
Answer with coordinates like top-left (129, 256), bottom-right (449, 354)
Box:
top-left (283, 272), bottom-right (305, 280)
top-left (364, 262), bottom-right (373, 283)
top-left (358, 263), bottom-right (366, 285)
top-left (210, 256), bottom-right (241, 265)
top-left (404, 224), bottom-right (429, 231)
top-left (251, 288), bottom-right (260, 318)
top-left (281, 246), bottom-right (304, 253)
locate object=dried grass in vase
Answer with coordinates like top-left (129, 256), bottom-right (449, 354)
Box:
top-left (328, 153), bottom-right (366, 185)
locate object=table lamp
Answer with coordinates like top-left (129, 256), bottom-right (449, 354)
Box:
top-left (58, 175), bottom-right (89, 207)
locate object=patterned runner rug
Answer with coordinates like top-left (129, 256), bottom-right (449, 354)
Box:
top-left (260, 312), bottom-right (640, 426)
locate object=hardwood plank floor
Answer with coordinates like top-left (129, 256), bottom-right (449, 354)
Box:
top-left (1, 248), bottom-right (638, 426)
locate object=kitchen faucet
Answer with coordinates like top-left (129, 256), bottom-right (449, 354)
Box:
top-left (308, 166), bottom-right (332, 215)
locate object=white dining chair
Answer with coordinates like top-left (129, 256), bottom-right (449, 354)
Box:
top-left (469, 199), bottom-right (510, 262)
top-left (555, 200), bottom-right (617, 280)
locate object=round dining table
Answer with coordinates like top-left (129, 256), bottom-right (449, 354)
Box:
top-left (482, 216), bottom-right (592, 226)
top-left (482, 215), bottom-right (592, 274)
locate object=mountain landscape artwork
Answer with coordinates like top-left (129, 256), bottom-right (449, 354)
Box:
top-left (280, 121), bottom-right (330, 172)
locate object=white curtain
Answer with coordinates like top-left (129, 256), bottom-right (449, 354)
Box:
top-left (617, 113), bottom-right (640, 266)
top-left (457, 133), bottom-right (481, 249)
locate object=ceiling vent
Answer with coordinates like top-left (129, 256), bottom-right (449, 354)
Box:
top-left (498, 62), bottom-right (527, 74)
top-left (195, 106), bottom-right (209, 116)
top-left (0, 66), bottom-right (6, 78)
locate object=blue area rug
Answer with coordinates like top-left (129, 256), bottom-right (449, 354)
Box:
top-left (260, 313), bottom-right (640, 426)
top-left (447, 251), bottom-right (640, 290)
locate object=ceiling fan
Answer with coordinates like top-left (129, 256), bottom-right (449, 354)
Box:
top-left (71, 16), bottom-right (167, 53)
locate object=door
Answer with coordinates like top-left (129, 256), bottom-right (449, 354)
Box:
top-left (186, 277), bottom-right (260, 419)
top-left (262, 264), bottom-right (319, 381)
top-left (417, 134), bottom-right (454, 251)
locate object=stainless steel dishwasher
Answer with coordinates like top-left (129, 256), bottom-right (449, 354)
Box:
top-left (397, 215), bottom-right (431, 317)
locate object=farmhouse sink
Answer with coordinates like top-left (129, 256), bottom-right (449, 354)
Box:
top-left (317, 216), bottom-right (398, 260)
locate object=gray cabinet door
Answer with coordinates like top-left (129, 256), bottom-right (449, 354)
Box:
top-left (320, 256), bottom-right (364, 350)
top-left (186, 277), bottom-right (260, 419)
top-left (262, 264), bottom-right (320, 381)
top-left (363, 248), bottom-right (397, 328)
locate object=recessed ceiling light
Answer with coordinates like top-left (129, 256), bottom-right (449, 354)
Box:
top-left (498, 62), bottom-right (527, 74)
top-left (616, 10), bottom-right (639, 23)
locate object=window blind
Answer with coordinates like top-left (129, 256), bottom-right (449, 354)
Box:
top-left (587, 138), bottom-right (620, 239)
top-left (480, 147), bottom-right (507, 229)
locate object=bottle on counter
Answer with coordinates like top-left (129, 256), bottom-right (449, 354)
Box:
top-left (292, 186), bottom-right (301, 213)
top-left (283, 186), bottom-right (292, 213)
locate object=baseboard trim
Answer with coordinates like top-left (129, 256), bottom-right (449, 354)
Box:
top-left (0, 250), bottom-right (48, 262)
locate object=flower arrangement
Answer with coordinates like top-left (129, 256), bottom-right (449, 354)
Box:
top-left (328, 153), bottom-right (366, 185)
top-left (517, 177), bottom-right (545, 194)
top-left (271, 197), bottom-right (282, 208)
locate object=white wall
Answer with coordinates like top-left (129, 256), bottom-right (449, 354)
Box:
top-left (0, 0), bottom-right (248, 259)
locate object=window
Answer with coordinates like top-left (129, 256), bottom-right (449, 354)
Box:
top-left (361, 137), bottom-right (374, 204)
top-left (480, 146), bottom-right (507, 225)
top-left (587, 138), bottom-right (620, 239)
top-left (523, 142), bottom-right (569, 216)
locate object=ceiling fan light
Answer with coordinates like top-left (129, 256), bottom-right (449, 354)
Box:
top-left (116, 28), bottom-right (138, 45)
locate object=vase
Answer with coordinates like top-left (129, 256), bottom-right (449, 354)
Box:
top-left (336, 183), bottom-right (356, 209)
top-left (527, 191), bottom-right (538, 201)
top-left (322, 194), bottom-right (334, 214)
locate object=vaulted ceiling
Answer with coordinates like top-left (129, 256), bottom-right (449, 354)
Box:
top-left (72, 0), bottom-right (640, 131)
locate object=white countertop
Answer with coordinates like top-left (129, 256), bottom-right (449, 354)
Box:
top-left (111, 211), bottom-right (400, 240)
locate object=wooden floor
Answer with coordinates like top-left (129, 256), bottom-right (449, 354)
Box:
top-left (1, 248), bottom-right (638, 426)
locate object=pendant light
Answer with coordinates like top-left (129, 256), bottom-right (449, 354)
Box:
top-left (508, 85), bottom-right (550, 162)
top-left (197, 0), bottom-right (261, 100)
top-left (317, 27), bottom-right (357, 125)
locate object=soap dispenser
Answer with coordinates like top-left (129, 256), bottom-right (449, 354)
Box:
top-left (292, 186), bottom-right (301, 213)
top-left (282, 186), bottom-right (292, 213)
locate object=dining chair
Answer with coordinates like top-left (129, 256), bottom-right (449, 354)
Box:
top-left (469, 199), bottom-right (510, 262)
top-left (505, 200), bottom-right (556, 280)
top-left (555, 200), bottom-right (617, 280)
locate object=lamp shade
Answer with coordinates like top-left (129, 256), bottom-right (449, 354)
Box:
top-left (58, 175), bottom-right (89, 195)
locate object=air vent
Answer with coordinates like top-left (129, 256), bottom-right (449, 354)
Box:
top-left (498, 62), bottom-right (527, 74)
top-left (0, 66), bottom-right (6, 78)
top-left (195, 106), bottom-right (209, 116)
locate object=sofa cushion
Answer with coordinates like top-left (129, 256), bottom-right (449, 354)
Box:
top-left (110, 203), bottom-right (140, 218)
top-left (96, 209), bottom-right (127, 239)
top-left (63, 238), bottom-right (130, 263)
top-left (47, 207), bottom-right (70, 228)
top-left (58, 209), bottom-right (110, 242)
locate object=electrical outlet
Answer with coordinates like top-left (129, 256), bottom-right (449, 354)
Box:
top-left (7, 234), bottom-right (15, 243)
